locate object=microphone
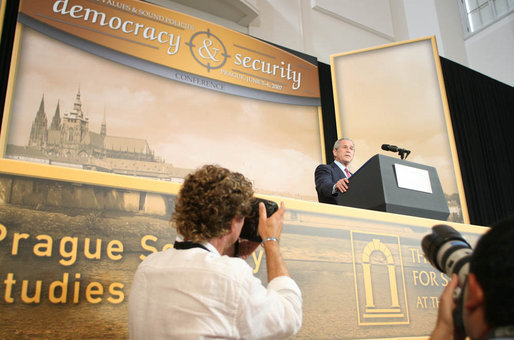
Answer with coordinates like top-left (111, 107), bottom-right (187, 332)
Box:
top-left (381, 144), bottom-right (398, 152)
top-left (381, 144), bottom-right (411, 160)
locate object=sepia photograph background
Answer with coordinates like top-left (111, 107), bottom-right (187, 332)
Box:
top-left (331, 38), bottom-right (467, 223)
top-left (4, 27), bottom-right (323, 201)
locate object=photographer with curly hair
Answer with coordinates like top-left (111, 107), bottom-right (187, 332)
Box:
top-left (129, 164), bottom-right (302, 339)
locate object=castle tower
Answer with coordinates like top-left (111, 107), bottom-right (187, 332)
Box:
top-left (28, 95), bottom-right (48, 149)
top-left (62, 87), bottom-right (90, 146)
top-left (101, 108), bottom-right (106, 137)
top-left (71, 87), bottom-right (84, 118)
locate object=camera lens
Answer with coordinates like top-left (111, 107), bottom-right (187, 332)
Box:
top-left (422, 224), bottom-right (472, 285)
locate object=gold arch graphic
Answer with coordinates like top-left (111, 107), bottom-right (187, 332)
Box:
top-left (351, 232), bottom-right (409, 325)
top-left (361, 239), bottom-right (401, 314)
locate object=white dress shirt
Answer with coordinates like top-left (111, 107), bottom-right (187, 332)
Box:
top-left (128, 245), bottom-right (302, 339)
top-left (334, 160), bottom-right (350, 178)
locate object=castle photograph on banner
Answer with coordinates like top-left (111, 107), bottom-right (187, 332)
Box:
top-left (1, 0), bottom-right (322, 201)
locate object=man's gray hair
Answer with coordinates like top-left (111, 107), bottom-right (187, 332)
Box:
top-left (333, 137), bottom-right (354, 151)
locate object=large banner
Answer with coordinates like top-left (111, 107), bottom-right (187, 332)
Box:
top-left (16, 0), bottom-right (320, 100)
top-left (1, 0), bottom-right (322, 202)
top-left (0, 0), bottom-right (325, 337)
top-left (0, 168), bottom-right (487, 339)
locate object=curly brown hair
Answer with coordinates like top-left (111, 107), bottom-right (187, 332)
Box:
top-left (171, 164), bottom-right (254, 243)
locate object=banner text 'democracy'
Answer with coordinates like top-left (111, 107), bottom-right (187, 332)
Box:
top-left (20, 0), bottom-right (320, 98)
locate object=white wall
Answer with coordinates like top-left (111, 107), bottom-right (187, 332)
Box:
top-left (249, 0), bottom-right (394, 63)
top-left (150, 0), bottom-right (514, 86)
top-left (465, 13), bottom-right (514, 87)
top-left (433, 0), bottom-right (469, 66)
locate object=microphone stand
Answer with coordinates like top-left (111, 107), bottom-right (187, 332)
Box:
top-left (399, 149), bottom-right (410, 160)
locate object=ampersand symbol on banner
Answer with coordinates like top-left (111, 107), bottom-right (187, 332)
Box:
top-left (187, 29), bottom-right (229, 72)
top-left (198, 39), bottom-right (220, 62)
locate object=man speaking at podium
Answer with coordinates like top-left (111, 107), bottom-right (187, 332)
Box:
top-left (315, 137), bottom-right (355, 205)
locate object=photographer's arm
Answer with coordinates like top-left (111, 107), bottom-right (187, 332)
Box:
top-left (258, 202), bottom-right (289, 282)
top-left (430, 274), bottom-right (465, 340)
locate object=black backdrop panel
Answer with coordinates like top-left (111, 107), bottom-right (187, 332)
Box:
top-left (318, 62), bottom-right (338, 163)
top-left (440, 57), bottom-right (514, 226)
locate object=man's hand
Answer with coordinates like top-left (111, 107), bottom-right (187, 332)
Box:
top-left (257, 201), bottom-right (288, 282)
top-left (232, 201), bottom-right (285, 259)
top-left (335, 177), bottom-right (349, 193)
top-left (430, 274), bottom-right (465, 340)
top-left (258, 201), bottom-right (286, 240)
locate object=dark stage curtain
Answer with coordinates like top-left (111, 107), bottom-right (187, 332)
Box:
top-left (0, 0), bottom-right (20, 126)
top-left (441, 57), bottom-right (514, 226)
top-left (318, 62), bottom-right (338, 163)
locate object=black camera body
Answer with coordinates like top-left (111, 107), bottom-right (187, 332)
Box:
top-left (239, 198), bottom-right (278, 242)
top-left (422, 224), bottom-right (473, 333)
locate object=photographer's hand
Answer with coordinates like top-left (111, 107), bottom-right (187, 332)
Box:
top-left (258, 202), bottom-right (289, 282)
top-left (430, 274), bottom-right (465, 340)
top-left (258, 201), bottom-right (285, 240)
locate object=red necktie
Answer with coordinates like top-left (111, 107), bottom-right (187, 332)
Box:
top-left (345, 168), bottom-right (351, 178)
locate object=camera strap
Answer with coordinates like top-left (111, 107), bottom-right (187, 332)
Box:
top-left (174, 241), bottom-right (210, 252)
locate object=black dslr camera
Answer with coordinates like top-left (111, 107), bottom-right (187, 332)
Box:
top-left (239, 198), bottom-right (278, 242)
top-left (422, 224), bottom-right (473, 333)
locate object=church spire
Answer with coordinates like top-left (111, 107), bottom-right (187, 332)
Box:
top-left (28, 94), bottom-right (48, 149)
top-left (50, 100), bottom-right (62, 130)
top-left (38, 94), bottom-right (45, 113)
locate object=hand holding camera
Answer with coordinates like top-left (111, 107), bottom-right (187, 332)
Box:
top-left (257, 200), bottom-right (285, 244)
top-left (422, 225), bottom-right (472, 338)
top-left (236, 198), bottom-right (283, 258)
top-left (431, 274), bottom-right (466, 340)
top-left (239, 198), bottom-right (280, 243)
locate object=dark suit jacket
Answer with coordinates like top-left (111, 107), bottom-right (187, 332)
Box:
top-left (314, 162), bottom-right (348, 205)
